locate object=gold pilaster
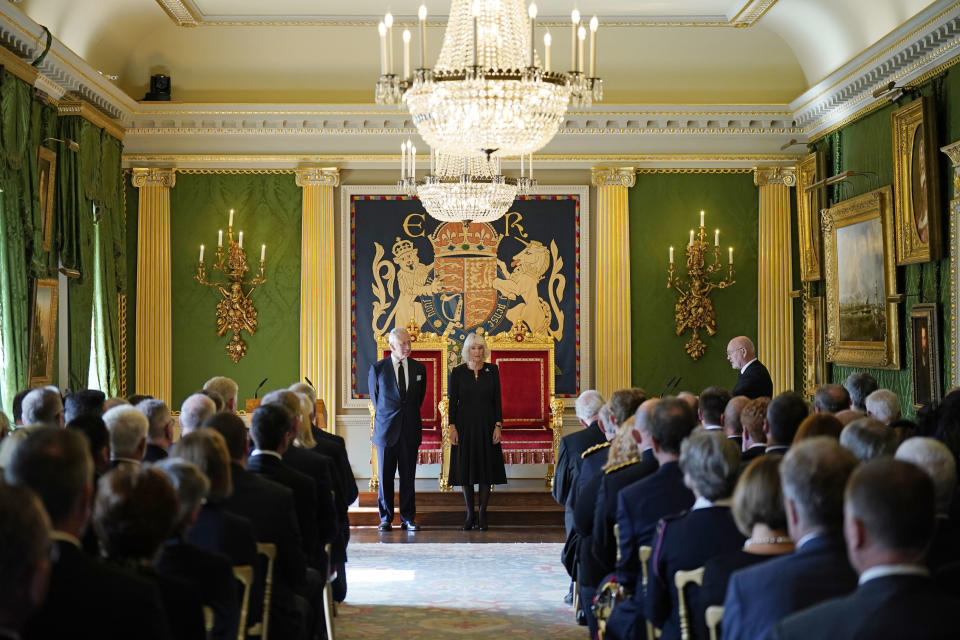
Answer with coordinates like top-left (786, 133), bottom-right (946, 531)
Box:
top-left (591, 167), bottom-right (635, 396)
top-left (754, 167), bottom-right (796, 394)
top-left (132, 168), bottom-right (175, 404)
top-left (296, 168), bottom-right (340, 431)
top-left (942, 141), bottom-right (960, 386)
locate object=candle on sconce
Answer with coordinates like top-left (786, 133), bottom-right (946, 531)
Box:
top-left (261, 244), bottom-right (266, 262)
top-left (589, 15), bottom-right (598, 77)
top-left (669, 246), bottom-right (674, 263)
top-left (418, 5), bottom-right (427, 68)
top-left (229, 209), bottom-right (234, 228)
top-left (402, 29), bottom-right (411, 79)
top-left (699, 209), bottom-right (705, 228)
top-left (238, 231), bottom-right (244, 249)
top-left (577, 26), bottom-right (586, 73)
top-left (199, 244), bottom-right (205, 263)
top-left (385, 12), bottom-right (394, 74)
top-left (544, 32), bottom-right (552, 72)
top-left (218, 229), bottom-right (223, 247)
top-left (528, 3), bottom-right (537, 68)
top-left (689, 229), bottom-right (694, 246)
top-left (715, 229), bottom-right (719, 246)
top-left (378, 21), bottom-right (387, 74)
top-left (570, 9), bottom-right (580, 71)
top-left (729, 246), bottom-right (734, 264)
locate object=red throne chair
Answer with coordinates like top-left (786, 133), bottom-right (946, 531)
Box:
top-left (368, 325), bottom-right (451, 490)
top-left (440, 325), bottom-right (563, 488)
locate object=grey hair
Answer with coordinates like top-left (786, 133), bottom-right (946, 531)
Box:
top-left (896, 437), bottom-right (958, 515)
top-left (598, 404), bottom-right (617, 438)
top-left (203, 376), bottom-right (238, 410)
top-left (388, 327), bottom-right (410, 346)
top-left (865, 389), bottom-right (900, 424)
top-left (22, 388), bottom-right (63, 425)
top-left (136, 399), bottom-right (171, 441)
top-left (179, 394), bottom-right (217, 433)
top-left (575, 390), bottom-right (605, 422)
top-left (844, 372), bottom-right (878, 412)
top-left (461, 332), bottom-right (490, 362)
top-left (840, 418), bottom-right (897, 461)
top-left (155, 458), bottom-right (210, 534)
top-left (679, 430), bottom-right (740, 501)
top-left (780, 437), bottom-right (858, 530)
top-left (103, 406), bottom-right (149, 458)
top-left (289, 382), bottom-right (317, 404)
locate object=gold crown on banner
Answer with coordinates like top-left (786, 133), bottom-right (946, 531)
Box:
top-left (391, 236), bottom-right (417, 259)
top-left (429, 222), bottom-right (501, 259)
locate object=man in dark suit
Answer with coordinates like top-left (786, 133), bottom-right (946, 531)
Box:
top-left (368, 327), bottom-right (427, 531)
top-left (763, 391), bottom-right (809, 456)
top-left (727, 336), bottom-right (773, 399)
top-left (5, 427), bottom-right (171, 640)
top-left (722, 394), bottom-right (748, 450)
top-left (772, 458), bottom-right (960, 639)
top-left (64, 388), bottom-right (105, 423)
top-left (136, 398), bottom-right (174, 463)
top-left (0, 483), bottom-right (52, 640)
top-left (721, 437), bottom-right (859, 640)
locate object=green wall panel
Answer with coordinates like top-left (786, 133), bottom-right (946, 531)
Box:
top-left (629, 173), bottom-right (759, 395)
top-left (169, 173), bottom-right (302, 408)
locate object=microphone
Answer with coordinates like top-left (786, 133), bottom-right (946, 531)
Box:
top-left (254, 378), bottom-right (268, 399)
top-left (669, 376), bottom-right (682, 394)
top-left (304, 376), bottom-right (316, 391)
top-left (658, 376), bottom-right (678, 399)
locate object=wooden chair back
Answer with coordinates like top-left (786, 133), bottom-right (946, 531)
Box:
top-left (705, 605), bottom-right (724, 640)
top-left (639, 545), bottom-right (660, 639)
top-left (247, 543), bottom-right (277, 640)
top-left (233, 565), bottom-right (254, 640)
top-left (321, 543), bottom-right (337, 640)
top-left (203, 605), bottom-right (214, 636)
top-left (674, 566), bottom-right (705, 640)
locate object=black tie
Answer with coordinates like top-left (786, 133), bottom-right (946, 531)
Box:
top-left (398, 361), bottom-right (407, 400)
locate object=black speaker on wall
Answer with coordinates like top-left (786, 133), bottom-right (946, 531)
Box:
top-left (143, 74), bottom-right (171, 101)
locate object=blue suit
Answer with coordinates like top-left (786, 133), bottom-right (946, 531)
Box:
top-left (368, 356), bottom-right (427, 524)
top-left (720, 534), bottom-right (857, 640)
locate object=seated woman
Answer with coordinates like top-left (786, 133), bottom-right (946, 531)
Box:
top-left (448, 332), bottom-right (507, 531)
top-left (645, 430), bottom-right (744, 640)
top-left (696, 455), bottom-right (794, 638)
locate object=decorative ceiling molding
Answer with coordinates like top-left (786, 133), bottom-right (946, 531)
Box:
top-left (155, 0), bottom-right (199, 27)
top-left (792, 1), bottom-right (960, 137)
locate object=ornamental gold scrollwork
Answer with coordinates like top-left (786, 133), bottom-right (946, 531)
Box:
top-left (131, 167), bottom-right (176, 188)
top-left (753, 166), bottom-right (797, 187)
top-left (590, 167), bottom-right (637, 188)
top-left (294, 167), bottom-right (340, 187)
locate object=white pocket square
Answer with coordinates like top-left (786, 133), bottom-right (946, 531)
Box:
top-left (416, 375), bottom-right (423, 381)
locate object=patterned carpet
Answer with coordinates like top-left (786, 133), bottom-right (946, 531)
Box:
top-left (337, 543), bottom-right (583, 639)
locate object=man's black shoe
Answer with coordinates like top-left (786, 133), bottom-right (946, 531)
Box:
top-left (377, 522), bottom-right (392, 531)
top-left (563, 583), bottom-right (574, 605)
top-left (400, 521), bottom-right (421, 531)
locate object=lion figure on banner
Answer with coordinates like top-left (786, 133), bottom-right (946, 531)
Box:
top-left (370, 237), bottom-right (445, 336)
top-left (494, 239), bottom-right (565, 341)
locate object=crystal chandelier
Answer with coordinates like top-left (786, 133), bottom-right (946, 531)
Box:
top-left (397, 140), bottom-right (536, 223)
top-left (376, 1), bottom-right (602, 158)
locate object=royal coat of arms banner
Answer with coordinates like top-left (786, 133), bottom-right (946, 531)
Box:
top-left (340, 185), bottom-right (590, 409)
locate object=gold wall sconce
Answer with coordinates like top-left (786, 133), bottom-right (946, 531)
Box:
top-left (195, 209), bottom-right (267, 363)
top-left (666, 210), bottom-right (735, 360)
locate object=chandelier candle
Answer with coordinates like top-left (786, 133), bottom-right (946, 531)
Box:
top-left (385, 12), bottom-right (394, 74)
top-left (403, 29), bottom-right (411, 79)
top-left (571, 9), bottom-right (580, 71)
top-left (418, 5), bottom-right (427, 68)
top-left (378, 21), bottom-right (388, 74)
top-left (544, 32), bottom-right (551, 71)
top-left (589, 16), bottom-right (598, 77)
top-left (528, 3), bottom-right (537, 67)
top-left (400, 142), bottom-right (406, 180)
top-left (577, 27), bottom-right (586, 73)
top-left (472, 1), bottom-right (480, 67)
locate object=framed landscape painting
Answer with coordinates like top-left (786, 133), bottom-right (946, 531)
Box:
top-left (796, 152), bottom-right (825, 281)
top-left (909, 303), bottom-right (941, 410)
top-left (892, 97), bottom-right (941, 264)
top-left (823, 186), bottom-right (900, 369)
top-left (37, 146), bottom-right (56, 252)
top-left (28, 278), bottom-right (58, 386)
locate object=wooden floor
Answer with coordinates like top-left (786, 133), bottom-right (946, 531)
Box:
top-left (349, 477), bottom-right (565, 541)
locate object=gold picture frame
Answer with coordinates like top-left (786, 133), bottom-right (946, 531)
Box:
top-left (37, 146), bottom-right (56, 253)
top-left (801, 292), bottom-right (829, 397)
top-left (823, 186), bottom-right (900, 369)
top-left (909, 303), bottom-right (941, 411)
top-left (892, 97), bottom-right (941, 264)
top-left (796, 152), bottom-right (825, 281)
top-left (28, 278), bottom-right (59, 387)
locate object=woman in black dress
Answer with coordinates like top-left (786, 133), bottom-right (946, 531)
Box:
top-left (448, 332), bottom-right (508, 530)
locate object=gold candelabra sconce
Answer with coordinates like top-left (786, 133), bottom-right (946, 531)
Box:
top-left (195, 209), bottom-right (267, 363)
top-left (666, 210), bottom-right (735, 360)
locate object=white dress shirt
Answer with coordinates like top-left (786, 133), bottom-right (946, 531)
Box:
top-left (740, 358), bottom-right (757, 374)
top-left (858, 563), bottom-right (929, 585)
top-left (391, 355), bottom-right (408, 393)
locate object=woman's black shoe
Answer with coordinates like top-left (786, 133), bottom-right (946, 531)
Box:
top-left (461, 514), bottom-right (476, 530)
top-left (476, 513), bottom-right (488, 531)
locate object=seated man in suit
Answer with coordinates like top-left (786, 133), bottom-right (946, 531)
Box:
top-left (21, 387), bottom-right (65, 427)
top-left (136, 399), bottom-right (174, 463)
top-left (772, 458), bottom-right (960, 639)
top-left (0, 483), bottom-right (52, 640)
top-left (64, 389), bottom-right (106, 423)
top-left (763, 391), bottom-right (809, 457)
top-left (698, 386), bottom-right (731, 432)
top-left (103, 405), bottom-right (149, 467)
top-left (840, 417), bottom-right (897, 462)
top-left (739, 397), bottom-right (769, 464)
top-left (204, 376), bottom-right (239, 414)
top-left (179, 393), bottom-right (217, 437)
top-left (722, 395), bottom-right (749, 450)
top-left (812, 384), bottom-right (850, 414)
top-left (844, 371), bottom-right (878, 413)
top-left (721, 437), bottom-right (859, 640)
top-left (726, 336), bottom-right (773, 399)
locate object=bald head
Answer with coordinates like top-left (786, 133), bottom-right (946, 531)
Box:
top-left (179, 394), bottom-right (217, 435)
top-left (726, 336), bottom-right (756, 370)
top-left (722, 395), bottom-right (749, 437)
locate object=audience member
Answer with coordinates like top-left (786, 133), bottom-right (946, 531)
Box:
top-left (764, 391), bottom-right (809, 455)
top-left (179, 393), bottom-right (217, 436)
top-left (813, 384), bottom-right (850, 413)
top-left (103, 405), bottom-right (148, 466)
top-left (137, 399), bottom-right (174, 463)
top-left (0, 410), bottom-right (10, 442)
top-left (677, 391), bottom-right (699, 414)
top-left (865, 389), bottom-right (901, 424)
top-left (699, 386), bottom-right (731, 431)
top-left (834, 408), bottom-right (866, 425)
top-left (203, 376), bottom-right (239, 413)
top-left (66, 414), bottom-right (110, 475)
top-left (0, 483), bottom-right (51, 639)
top-left (554, 390), bottom-right (606, 537)
top-left (727, 336), bottom-right (774, 398)
top-left (794, 413), bottom-right (844, 442)
top-left (896, 437), bottom-right (960, 570)
top-left (646, 431), bottom-right (744, 640)
top-left (699, 456), bottom-right (794, 638)
top-left (12, 389), bottom-right (31, 425)
top-left (6, 427), bottom-right (170, 640)
top-left (155, 459), bottom-right (240, 640)
top-left (102, 397), bottom-right (130, 412)
top-left (21, 387), bottom-right (64, 427)
top-left (93, 464), bottom-right (205, 640)
top-left (201, 389), bottom-right (224, 412)
top-left (844, 372), bottom-right (878, 412)
top-left (721, 438), bottom-right (859, 640)
top-left (64, 389), bottom-right (105, 423)
top-left (0, 426), bottom-right (32, 470)
top-left (740, 397), bottom-right (770, 463)
top-left (772, 458), bottom-right (958, 639)
top-left (840, 418), bottom-right (897, 461)
top-left (126, 394), bottom-right (153, 406)
top-left (722, 395), bottom-right (749, 449)
top-left (888, 417), bottom-right (917, 447)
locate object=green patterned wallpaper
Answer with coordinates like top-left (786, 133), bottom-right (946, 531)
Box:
top-left (629, 172), bottom-right (760, 395)
top-left (169, 173), bottom-right (302, 408)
